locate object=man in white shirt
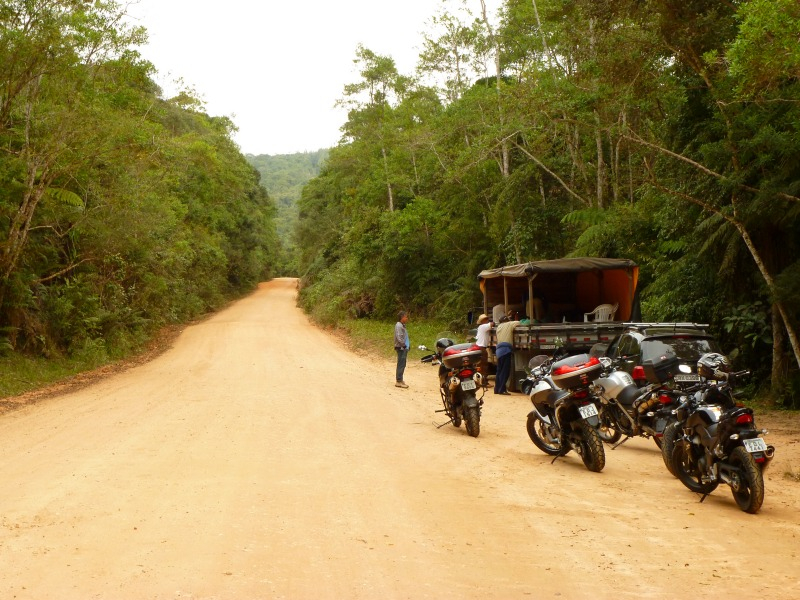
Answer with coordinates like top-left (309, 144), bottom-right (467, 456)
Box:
top-left (475, 313), bottom-right (492, 386)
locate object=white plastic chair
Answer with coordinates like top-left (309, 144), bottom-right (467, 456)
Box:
top-left (584, 302), bottom-right (618, 322)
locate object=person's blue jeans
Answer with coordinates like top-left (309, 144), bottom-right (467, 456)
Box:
top-left (495, 342), bottom-right (513, 393)
top-left (396, 348), bottom-right (408, 382)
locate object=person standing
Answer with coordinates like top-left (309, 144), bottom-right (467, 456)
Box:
top-left (494, 315), bottom-right (520, 395)
top-left (475, 313), bottom-right (492, 387)
top-left (394, 311), bottom-right (410, 388)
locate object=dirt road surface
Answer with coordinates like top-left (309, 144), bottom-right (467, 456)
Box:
top-left (1, 278), bottom-right (799, 599)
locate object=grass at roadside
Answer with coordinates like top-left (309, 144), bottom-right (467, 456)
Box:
top-left (0, 353), bottom-right (106, 398)
top-left (335, 317), bottom-right (474, 362)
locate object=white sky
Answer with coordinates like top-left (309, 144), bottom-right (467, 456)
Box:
top-left (127, 0), bottom-right (500, 156)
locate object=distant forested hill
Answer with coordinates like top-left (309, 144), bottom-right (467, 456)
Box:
top-left (247, 150), bottom-right (328, 274)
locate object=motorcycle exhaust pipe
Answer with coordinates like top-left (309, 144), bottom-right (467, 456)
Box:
top-left (448, 376), bottom-right (460, 392)
top-left (474, 372), bottom-right (484, 387)
top-left (760, 445), bottom-right (776, 471)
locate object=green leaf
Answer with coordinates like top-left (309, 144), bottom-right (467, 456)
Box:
top-left (42, 187), bottom-right (85, 209)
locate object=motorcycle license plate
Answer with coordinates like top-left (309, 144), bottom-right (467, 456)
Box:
top-left (461, 379), bottom-right (477, 391)
top-left (578, 404), bottom-right (598, 419)
top-left (743, 438), bottom-right (768, 453)
top-left (674, 374), bottom-right (700, 383)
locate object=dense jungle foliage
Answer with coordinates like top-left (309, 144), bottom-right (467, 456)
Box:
top-left (295, 0), bottom-right (800, 406)
top-left (0, 1), bottom-right (279, 369)
top-left (247, 150), bottom-right (328, 275)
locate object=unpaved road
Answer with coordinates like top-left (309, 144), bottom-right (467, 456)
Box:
top-left (1, 278), bottom-right (799, 599)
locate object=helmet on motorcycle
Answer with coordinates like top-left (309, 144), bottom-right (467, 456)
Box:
top-left (435, 337), bottom-right (455, 353)
top-left (697, 352), bottom-right (730, 379)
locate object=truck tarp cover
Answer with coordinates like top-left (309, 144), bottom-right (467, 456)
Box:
top-left (478, 257), bottom-right (640, 322)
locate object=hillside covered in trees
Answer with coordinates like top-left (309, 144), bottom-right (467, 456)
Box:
top-left (295, 0), bottom-right (800, 405)
top-left (0, 1), bottom-right (279, 368)
top-left (247, 150), bottom-right (328, 275)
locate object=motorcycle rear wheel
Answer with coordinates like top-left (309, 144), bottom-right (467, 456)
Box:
top-left (729, 446), bottom-right (764, 514)
top-left (526, 412), bottom-right (562, 456)
top-left (576, 421), bottom-right (606, 473)
top-left (597, 405), bottom-right (623, 444)
top-left (673, 441), bottom-right (718, 495)
top-left (444, 391), bottom-right (461, 427)
top-left (464, 405), bottom-right (480, 438)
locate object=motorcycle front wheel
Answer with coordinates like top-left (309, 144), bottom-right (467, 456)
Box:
top-left (526, 412), bottom-right (562, 456)
top-left (464, 405), bottom-right (480, 438)
top-left (575, 421), bottom-right (606, 472)
top-left (673, 441), bottom-right (719, 495)
top-left (728, 446), bottom-right (764, 514)
top-left (660, 421), bottom-right (680, 478)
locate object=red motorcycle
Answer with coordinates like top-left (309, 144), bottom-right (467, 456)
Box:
top-left (421, 338), bottom-right (485, 437)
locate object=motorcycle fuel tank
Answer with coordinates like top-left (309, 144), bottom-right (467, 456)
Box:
top-left (596, 370), bottom-right (640, 406)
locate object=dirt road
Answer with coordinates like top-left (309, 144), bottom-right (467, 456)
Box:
top-left (1, 278), bottom-right (799, 599)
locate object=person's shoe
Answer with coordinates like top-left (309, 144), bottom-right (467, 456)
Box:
top-left (395, 381), bottom-right (409, 389)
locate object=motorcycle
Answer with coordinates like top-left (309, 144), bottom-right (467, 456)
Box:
top-left (669, 352), bottom-right (775, 513)
top-left (592, 351), bottom-right (688, 449)
top-left (660, 354), bottom-right (750, 477)
top-left (521, 352), bottom-right (606, 472)
top-left (420, 338), bottom-right (485, 437)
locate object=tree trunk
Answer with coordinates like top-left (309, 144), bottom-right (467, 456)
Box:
top-left (381, 146), bottom-right (394, 212)
top-left (772, 304), bottom-right (788, 401)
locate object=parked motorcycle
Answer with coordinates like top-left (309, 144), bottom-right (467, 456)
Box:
top-left (660, 354), bottom-right (749, 477)
top-left (669, 352), bottom-right (775, 513)
top-left (420, 338), bottom-right (485, 437)
top-left (522, 352), bottom-right (606, 472)
top-left (592, 351), bottom-right (688, 448)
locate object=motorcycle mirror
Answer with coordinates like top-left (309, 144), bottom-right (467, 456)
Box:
top-left (420, 353), bottom-right (436, 363)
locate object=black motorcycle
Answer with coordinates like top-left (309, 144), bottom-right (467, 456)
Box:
top-left (592, 352), bottom-right (687, 448)
top-left (521, 352), bottom-right (606, 472)
top-left (670, 353), bottom-right (775, 513)
top-left (421, 338), bottom-right (485, 437)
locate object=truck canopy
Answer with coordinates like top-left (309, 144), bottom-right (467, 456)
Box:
top-left (478, 257), bottom-right (640, 323)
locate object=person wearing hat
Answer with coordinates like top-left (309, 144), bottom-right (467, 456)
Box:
top-left (475, 313), bottom-right (492, 387)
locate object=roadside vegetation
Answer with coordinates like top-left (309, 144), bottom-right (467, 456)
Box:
top-left (0, 1), bottom-right (279, 397)
top-left (296, 0), bottom-right (800, 408)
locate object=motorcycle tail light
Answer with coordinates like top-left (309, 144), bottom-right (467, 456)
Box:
top-left (460, 369), bottom-right (474, 378)
top-left (632, 366), bottom-right (646, 380)
top-left (658, 394), bottom-right (672, 404)
top-left (736, 414), bottom-right (754, 425)
top-left (573, 389), bottom-right (589, 399)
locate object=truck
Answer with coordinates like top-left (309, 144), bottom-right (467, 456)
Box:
top-left (476, 257), bottom-right (704, 390)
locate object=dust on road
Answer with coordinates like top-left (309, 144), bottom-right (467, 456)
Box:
top-left (1, 278), bottom-right (798, 599)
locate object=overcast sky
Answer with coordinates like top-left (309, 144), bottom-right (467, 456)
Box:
top-left (127, 0), bottom-right (500, 156)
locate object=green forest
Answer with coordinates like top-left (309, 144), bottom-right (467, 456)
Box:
top-left (247, 150), bottom-right (328, 275)
top-left (295, 0), bottom-right (800, 406)
top-left (1, 0), bottom-right (799, 407)
top-left (0, 1), bottom-right (279, 385)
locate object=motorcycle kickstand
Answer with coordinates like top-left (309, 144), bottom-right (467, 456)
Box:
top-left (611, 436), bottom-right (632, 450)
top-left (433, 409), bottom-right (454, 429)
top-left (550, 446), bottom-right (570, 464)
